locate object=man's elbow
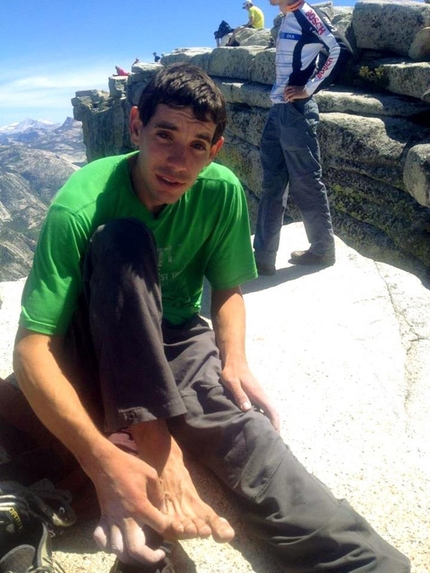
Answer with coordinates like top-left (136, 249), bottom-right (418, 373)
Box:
top-left (13, 328), bottom-right (58, 379)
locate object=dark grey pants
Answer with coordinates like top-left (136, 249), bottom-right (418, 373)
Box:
top-left (63, 218), bottom-right (409, 572)
top-left (254, 101), bottom-right (335, 265)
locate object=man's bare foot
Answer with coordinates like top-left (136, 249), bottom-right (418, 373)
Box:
top-left (131, 420), bottom-right (235, 543)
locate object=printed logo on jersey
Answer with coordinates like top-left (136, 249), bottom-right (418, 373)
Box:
top-left (279, 32), bottom-right (302, 41)
top-left (316, 57), bottom-right (334, 78)
top-left (305, 9), bottom-right (325, 35)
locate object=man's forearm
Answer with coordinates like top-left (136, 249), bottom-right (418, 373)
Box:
top-left (13, 329), bottom-right (116, 476)
top-left (211, 287), bottom-right (247, 367)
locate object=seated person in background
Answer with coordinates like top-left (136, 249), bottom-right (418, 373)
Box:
top-left (115, 65), bottom-right (129, 76)
top-left (242, 0), bottom-right (265, 28)
top-left (228, 1), bottom-right (265, 46)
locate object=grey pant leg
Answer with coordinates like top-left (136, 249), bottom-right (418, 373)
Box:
top-left (165, 318), bottom-right (410, 573)
top-left (254, 106), bottom-right (289, 266)
top-left (255, 102), bottom-right (335, 261)
top-left (280, 100), bottom-right (335, 256)
top-left (66, 218), bottom-right (187, 433)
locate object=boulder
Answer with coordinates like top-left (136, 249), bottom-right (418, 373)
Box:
top-left (230, 27), bottom-right (273, 47)
top-left (354, 57), bottom-right (430, 101)
top-left (159, 48), bottom-right (212, 72)
top-left (208, 46), bottom-right (265, 80)
top-left (314, 87), bottom-right (430, 119)
top-left (108, 76), bottom-right (127, 98)
top-left (353, 0), bottom-right (430, 59)
top-left (403, 143), bottom-right (430, 207)
top-left (408, 26), bottom-right (430, 60)
top-left (73, 91), bottom-right (130, 162)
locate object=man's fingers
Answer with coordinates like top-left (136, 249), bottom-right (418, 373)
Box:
top-left (223, 379), bottom-right (252, 412)
top-left (266, 406), bottom-right (281, 433)
top-left (110, 523), bottom-right (125, 555)
top-left (94, 498), bottom-right (172, 554)
top-left (240, 399), bottom-right (252, 411)
top-left (123, 519), bottom-right (166, 565)
top-left (93, 518), bottom-right (109, 550)
top-left (252, 395), bottom-right (281, 432)
top-left (223, 375), bottom-right (280, 429)
top-left (94, 518), bottom-right (167, 565)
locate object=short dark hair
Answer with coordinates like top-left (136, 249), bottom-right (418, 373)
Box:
top-left (137, 63), bottom-right (227, 144)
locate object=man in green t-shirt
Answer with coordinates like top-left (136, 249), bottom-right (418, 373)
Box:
top-left (9, 63), bottom-right (410, 573)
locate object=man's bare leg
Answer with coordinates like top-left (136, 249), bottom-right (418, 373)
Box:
top-left (131, 419), bottom-right (235, 543)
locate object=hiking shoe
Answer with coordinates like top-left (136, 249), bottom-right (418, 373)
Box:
top-left (0, 481), bottom-right (73, 572)
top-left (0, 481), bottom-right (76, 530)
top-left (256, 261), bottom-right (276, 276)
top-left (0, 520), bottom-right (66, 573)
top-left (290, 249), bottom-right (335, 266)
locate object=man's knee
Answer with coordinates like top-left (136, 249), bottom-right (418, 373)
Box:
top-left (88, 218), bottom-right (157, 264)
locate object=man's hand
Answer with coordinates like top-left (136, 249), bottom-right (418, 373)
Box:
top-left (221, 362), bottom-right (280, 432)
top-left (13, 331), bottom-right (173, 565)
top-left (284, 85), bottom-right (309, 102)
top-left (92, 429), bottom-right (234, 566)
top-left (91, 447), bottom-right (172, 565)
top-left (211, 287), bottom-right (281, 432)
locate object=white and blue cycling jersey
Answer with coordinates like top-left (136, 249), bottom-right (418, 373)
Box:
top-left (271, 2), bottom-right (342, 103)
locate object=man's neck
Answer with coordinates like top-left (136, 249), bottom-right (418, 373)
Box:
top-left (128, 153), bottom-right (164, 215)
top-left (280, 0), bottom-right (304, 14)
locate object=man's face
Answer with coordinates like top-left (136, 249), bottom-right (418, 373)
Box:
top-left (129, 104), bottom-right (224, 213)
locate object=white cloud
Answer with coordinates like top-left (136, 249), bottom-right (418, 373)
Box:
top-left (0, 63), bottom-right (113, 125)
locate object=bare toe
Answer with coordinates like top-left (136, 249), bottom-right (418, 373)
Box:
top-left (211, 517), bottom-right (235, 543)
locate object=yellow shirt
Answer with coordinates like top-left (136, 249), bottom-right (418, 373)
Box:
top-left (249, 6), bottom-right (264, 28)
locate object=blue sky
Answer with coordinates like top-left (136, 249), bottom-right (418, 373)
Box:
top-left (0, 0), bottom-right (355, 127)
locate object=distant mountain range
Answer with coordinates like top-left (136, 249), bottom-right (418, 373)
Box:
top-left (0, 118), bottom-right (59, 138)
top-left (0, 118), bottom-right (86, 281)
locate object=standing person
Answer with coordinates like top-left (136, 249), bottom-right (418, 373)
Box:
top-left (254, 0), bottom-right (351, 275)
top-left (9, 63), bottom-right (410, 573)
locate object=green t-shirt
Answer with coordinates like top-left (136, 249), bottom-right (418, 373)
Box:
top-left (20, 153), bottom-right (257, 335)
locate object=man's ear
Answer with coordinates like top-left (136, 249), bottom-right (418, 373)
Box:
top-left (129, 106), bottom-right (142, 146)
top-left (208, 136), bottom-right (225, 163)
